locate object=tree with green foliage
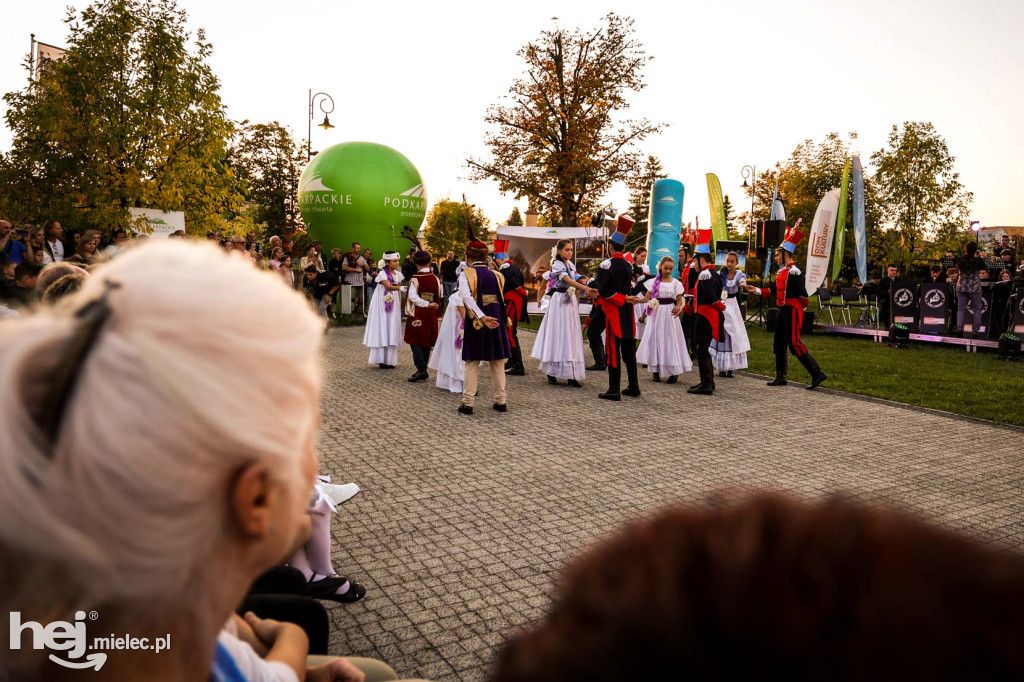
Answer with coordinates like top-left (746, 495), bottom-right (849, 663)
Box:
top-left (870, 121), bottom-right (972, 269)
top-left (507, 206), bottom-right (523, 226)
top-left (228, 121), bottom-right (306, 236)
top-left (722, 194), bottom-right (741, 239)
top-left (0, 0), bottom-right (240, 235)
top-left (424, 197), bottom-right (492, 256)
top-left (467, 13), bottom-right (664, 227)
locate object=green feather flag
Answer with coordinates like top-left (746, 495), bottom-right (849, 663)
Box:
top-left (706, 173), bottom-right (728, 252)
top-left (832, 158), bottom-right (851, 282)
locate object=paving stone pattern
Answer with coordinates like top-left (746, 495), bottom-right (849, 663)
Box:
top-left (317, 326), bottom-right (1023, 681)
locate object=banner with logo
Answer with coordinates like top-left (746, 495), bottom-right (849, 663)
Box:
top-left (647, 178), bottom-right (685, 276)
top-left (804, 188), bottom-right (840, 296)
top-left (831, 158), bottom-right (850, 282)
top-left (891, 284), bottom-right (919, 330)
top-left (851, 156), bottom-right (867, 284)
top-left (128, 208), bottom-right (185, 237)
top-left (706, 173), bottom-right (728, 253)
top-left (964, 291), bottom-right (993, 337)
top-left (919, 283), bottom-right (950, 333)
top-left (1010, 285), bottom-right (1024, 334)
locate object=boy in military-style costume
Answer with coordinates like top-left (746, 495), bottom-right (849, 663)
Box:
top-left (744, 220), bottom-right (828, 389)
top-left (686, 229), bottom-right (726, 395)
top-left (595, 214), bottom-right (641, 401)
top-left (403, 237), bottom-right (442, 383)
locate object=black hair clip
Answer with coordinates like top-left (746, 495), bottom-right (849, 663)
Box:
top-left (37, 280), bottom-right (122, 450)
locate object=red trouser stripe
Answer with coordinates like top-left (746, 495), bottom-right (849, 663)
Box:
top-left (790, 305), bottom-right (807, 356)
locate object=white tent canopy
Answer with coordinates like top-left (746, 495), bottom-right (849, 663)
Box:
top-left (495, 224), bottom-right (608, 274)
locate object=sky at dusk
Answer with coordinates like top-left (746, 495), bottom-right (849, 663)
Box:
top-left (2, 0), bottom-right (1022, 230)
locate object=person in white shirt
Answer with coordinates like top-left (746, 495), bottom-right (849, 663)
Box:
top-left (43, 219), bottom-right (65, 263)
top-left (103, 229), bottom-right (130, 259)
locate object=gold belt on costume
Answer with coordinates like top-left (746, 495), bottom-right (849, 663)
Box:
top-left (482, 295), bottom-right (499, 306)
top-left (421, 293), bottom-right (434, 302)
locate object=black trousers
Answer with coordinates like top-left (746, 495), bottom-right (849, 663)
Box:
top-left (692, 316), bottom-right (715, 386)
top-left (773, 306), bottom-right (808, 357)
top-left (606, 334), bottom-right (638, 393)
top-left (587, 307), bottom-right (607, 365)
top-left (410, 345), bottom-right (430, 371)
top-left (241, 566), bottom-right (329, 655)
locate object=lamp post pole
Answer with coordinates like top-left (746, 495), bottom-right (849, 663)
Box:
top-left (307, 89), bottom-right (336, 161)
top-left (741, 165), bottom-right (756, 255)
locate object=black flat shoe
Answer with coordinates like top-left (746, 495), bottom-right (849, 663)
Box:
top-left (321, 579), bottom-right (367, 604)
top-left (548, 375), bottom-right (558, 385)
top-left (719, 371), bottom-right (728, 377)
top-left (505, 368), bottom-right (525, 376)
top-left (493, 403), bottom-right (508, 412)
top-left (378, 363), bottom-right (388, 369)
top-left (567, 379), bottom-right (582, 388)
top-left (307, 575), bottom-right (350, 598)
top-left (767, 378), bottom-right (787, 386)
top-left (652, 372), bottom-right (661, 383)
top-left (690, 382), bottom-right (703, 390)
top-left (598, 391), bottom-right (621, 401)
top-left (622, 387), bottom-right (641, 398)
top-left (408, 371), bottom-right (428, 382)
top-left (666, 375), bottom-right (678, 384)
top-left (807, 374), bottom-right (827, 390)
top-left (727, 371), bottom-right (734, 377)
top-left (586, 364), bottom-right (607, 371)
top-left (687, 385), bottom-right (714, 395)
top-left (458, 405), bottom-right (473, 415)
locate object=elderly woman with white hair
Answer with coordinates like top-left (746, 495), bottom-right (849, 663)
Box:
top-left (0, 242), bottom-right (400, 681)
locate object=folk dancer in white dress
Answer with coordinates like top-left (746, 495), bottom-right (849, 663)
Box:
top-left (531, 239), bottom-right (596, 387)
top-left (635, 257), bottom-right (692, 383)
top-left (429, 288), bottom-right (468, 393)
top-left (362, 252), bottom-right (405, 368)
top-left (711, 251), bottom-right (751, 377)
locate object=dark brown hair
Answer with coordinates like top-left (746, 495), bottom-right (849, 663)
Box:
top-left (492, 494), bottom-right (1024, 681)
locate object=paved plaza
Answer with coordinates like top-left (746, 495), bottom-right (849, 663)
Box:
top-left (317, 326), bottom-right (1023, 681)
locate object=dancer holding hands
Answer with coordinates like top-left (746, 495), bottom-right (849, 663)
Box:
top-left (635, 257), bottom-right (692, 383)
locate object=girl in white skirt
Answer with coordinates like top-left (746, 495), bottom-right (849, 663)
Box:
top-left (531, 239), bottom-right (596, 387)
top-left (362, 252), bottom-right (405, 368)
top-left (711, 251), bottom-right (751, 377)
top-left (429, 288), bottom-right (467, 393)
top-left (635, 256), bottom-right (692, 384)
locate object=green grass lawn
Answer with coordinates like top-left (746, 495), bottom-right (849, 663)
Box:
top-left (519, 314), bottom-right (1024, 426)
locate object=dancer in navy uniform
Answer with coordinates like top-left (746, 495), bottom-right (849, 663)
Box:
top-left (687, 229), bottom-right (726, 395)
top-left (743, 220), bottom-right (827, 389)
top-left (457, 234), bottom-right (512, 415)
top-left (596, 214), bottom-right (641, 401)
top-left (494, 239), bottom-right (530, 376)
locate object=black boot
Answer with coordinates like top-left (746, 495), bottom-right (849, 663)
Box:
top-left (587, 341), bottom-right (607, 371)
top-left (767, 353), bottom-right (788, 386)
top-left (798, 353), bottom-right (827, 390)
top-left (601, 365), bottom-right (622, 400)
top-left (687, 351), bottom-right (715, 394)
top-left (506, 346), bottom-right (525, 375)
top-left (653, 372), bottom-right (661, 383)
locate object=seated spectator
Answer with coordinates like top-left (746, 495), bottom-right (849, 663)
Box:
top-left (0, 241), bottom-right (397, 681)
top-left (992, 269), bottom-right (1013, 336)
top-left (64, 229), bottom-right (109, 267)
top-left (979, 268), bottom-right (989, 281)
top-left (103, 229), bottom-right (130, 259)
top-left (0, 220), bottom-right (27, 264)
top-left (1000, 248), bottom-right (1015, 273)
top-left (0, 262), bottom-right (42, 310)
top-left (492, 494), bottom-right (1024, 682)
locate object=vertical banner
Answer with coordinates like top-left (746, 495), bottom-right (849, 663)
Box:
top-left (831, 158), bottom-right (851, 282)
top-left (647, 179), bottom-right (685, 277)
top-left (706, 173), bottom-right (728, 252)
top-left (919, 283), bottom-right (950, 333)
top-left (851, 156), bottom-right (867, 284)
top-left (804, 188), bottom-right (841, 296)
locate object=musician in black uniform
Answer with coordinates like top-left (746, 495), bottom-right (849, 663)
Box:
top-left (595, 215), bottom-right (641, 401)
top-left (744, 221), bottom-right (827, 389)
top-left (687, 230), bottom-right (725, 395)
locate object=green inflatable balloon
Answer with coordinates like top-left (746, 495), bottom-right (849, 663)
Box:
top-left (298, 142), bottom-right (427, 262)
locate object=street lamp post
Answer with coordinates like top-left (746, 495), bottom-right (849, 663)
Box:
top-left (741, 164), bottom-right (756, 254)
top-left (308, 89), bottom-right (336, 161)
